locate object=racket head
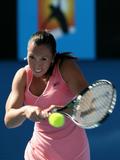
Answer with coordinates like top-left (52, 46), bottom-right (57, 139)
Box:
top-left (70, 79), bottom-right (117, 129)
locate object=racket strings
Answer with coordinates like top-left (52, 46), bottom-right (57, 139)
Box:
top-left (73, 82), bottom-right (116, 128)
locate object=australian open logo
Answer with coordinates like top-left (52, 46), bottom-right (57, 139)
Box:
top-left (38, 0), bottom-right (75, 39)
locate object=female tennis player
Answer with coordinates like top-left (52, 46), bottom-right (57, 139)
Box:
top-left (4, 30), bottom-right (90, 160)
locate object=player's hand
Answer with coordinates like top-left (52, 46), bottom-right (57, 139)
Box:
top-left (24, 105), bottom-right (48, 122)
top-left (45, 105), bottom-right (64, 113)
top-left (48, 105), bottom-right (73, 116)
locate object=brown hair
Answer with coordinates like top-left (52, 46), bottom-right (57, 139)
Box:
top-left (28, 30), bottom-right (56, 56)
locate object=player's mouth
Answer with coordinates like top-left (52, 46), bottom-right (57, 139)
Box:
top-left (35, 69), bottom-right (42, 73)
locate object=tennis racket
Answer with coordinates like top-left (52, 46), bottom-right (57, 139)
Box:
top-left (52, 79), bottom-right (117, 129)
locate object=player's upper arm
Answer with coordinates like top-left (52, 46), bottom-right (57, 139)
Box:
top-left (5, 68), bottom-right (26, 111)
top-left (60, 58), bottom-right (88, 94)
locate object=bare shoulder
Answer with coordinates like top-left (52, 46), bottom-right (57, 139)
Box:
top-left (5, 67), bottom-right (27, 110)
top-left (60, 58), bottom-right (81, 73)
top-left (12, 67), bottom-right (26, 90)
top-left (13, 67), bottom-right (26, 79)
top-left (60, 58), bottom-right (88, 94)
top-left (60, 58), bottom-right (83, 79)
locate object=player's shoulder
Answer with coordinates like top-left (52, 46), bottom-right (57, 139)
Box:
top-left (60, 57), bottom-right (80, 72)
top-left (15, 67), bottom-right (26, 76)
top-left (13, 67), bottom-right (26, 82)
top-left (59, 58), bottom-right (82, 82)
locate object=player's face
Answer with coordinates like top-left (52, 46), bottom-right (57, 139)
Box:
top-left (27, 42), bottom-right (53, 77)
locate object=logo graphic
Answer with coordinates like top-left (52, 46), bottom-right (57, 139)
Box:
top-left (38, 0), bottom-right (75, 38)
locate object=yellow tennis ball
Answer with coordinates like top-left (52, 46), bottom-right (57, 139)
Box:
top-left (48, 113), bottom-right (65, 128)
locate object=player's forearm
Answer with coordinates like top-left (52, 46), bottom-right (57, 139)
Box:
top-left (4, 107), bottom-right (26, 128)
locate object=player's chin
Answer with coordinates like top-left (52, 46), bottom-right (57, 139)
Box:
top-left (34, 70), bottom-right (49, 78)
top-left (33, 72), bottom-right (44, 78)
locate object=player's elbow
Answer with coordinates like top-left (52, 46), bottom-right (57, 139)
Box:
top-left (4, 114), bottom-right (13, 128)
top-left (4, 114), bottom-right (17, 128)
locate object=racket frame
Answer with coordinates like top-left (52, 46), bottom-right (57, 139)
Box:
top-left (54, 79), bottom-right (117, 129)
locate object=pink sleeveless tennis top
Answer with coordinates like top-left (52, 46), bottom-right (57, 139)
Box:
top-left (24, 64), bottom-right (90, 160)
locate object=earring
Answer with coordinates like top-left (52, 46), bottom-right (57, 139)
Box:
top-left (24, 57), bottom-right (27, 60)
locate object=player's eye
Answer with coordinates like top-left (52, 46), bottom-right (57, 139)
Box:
top-left (42, 57), bottom-right (48, 61)
top-left (29, 55), bottom-right (34, 59)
